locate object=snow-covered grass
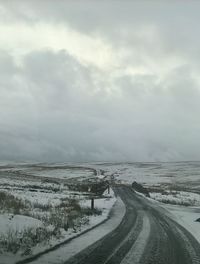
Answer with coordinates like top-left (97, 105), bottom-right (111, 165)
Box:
top-left (0, 215), bottom-right (49, 256)
top-left (150, 191), bottom-right (200, 206)
top-left (5, 188), bottom-right (68, 207)
top-left (0, 163), bottom-right (115, 263)
top-left (0, 214), bottom-right (43, 234)
top-left (1, 161), bottom-right (200, 263)
top-left (21, 167), bottom-right (95, 180)
top-left (30, 197), bottom-right (125, 264)
top-left (0, 190), bottom-right (116, 263)
top-left (0, 165), bottom-right (95, 183)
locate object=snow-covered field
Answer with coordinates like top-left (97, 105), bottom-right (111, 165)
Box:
top-left (92, 161), bottom-right (200, 188)
top-left (0, 161), bottom-right (200, 263)
top-left (30, 197), bottom-right (125, 264)
top-left (0, 163), bottom-right (115, 263)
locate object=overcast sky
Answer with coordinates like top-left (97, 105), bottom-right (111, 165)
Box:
top-left (0, 1), bottom-right (200, 162)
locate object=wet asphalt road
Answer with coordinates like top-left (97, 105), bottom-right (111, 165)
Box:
top-left (64, 186), bottom-right (200, 264)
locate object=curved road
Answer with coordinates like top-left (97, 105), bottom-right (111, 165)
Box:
top-left (65, 185), bottom-right (200, 264)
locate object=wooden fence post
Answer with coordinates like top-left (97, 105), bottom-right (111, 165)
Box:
top-left (91, 197), bottom-right (94, 210)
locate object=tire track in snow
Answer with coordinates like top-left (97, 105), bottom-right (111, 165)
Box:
top-left (120, 213), bottom-right (150, 264)
top-left (104, 212), bottom-right (143, 264)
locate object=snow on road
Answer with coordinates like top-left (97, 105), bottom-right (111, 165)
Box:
top-left (120, 213), bottom-right (150, 264)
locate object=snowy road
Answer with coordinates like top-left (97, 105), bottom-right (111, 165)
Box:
top-left (65, 186), bottom-right (200, 264)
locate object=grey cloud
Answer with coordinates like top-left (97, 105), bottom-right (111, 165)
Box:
top-left (1, 2), bottom-right (200, 162)
top-left (1, 47), bottom-right (200, 162)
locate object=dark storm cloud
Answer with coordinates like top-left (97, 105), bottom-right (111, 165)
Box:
top-left (0, 1), bottom-right (200, 162)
